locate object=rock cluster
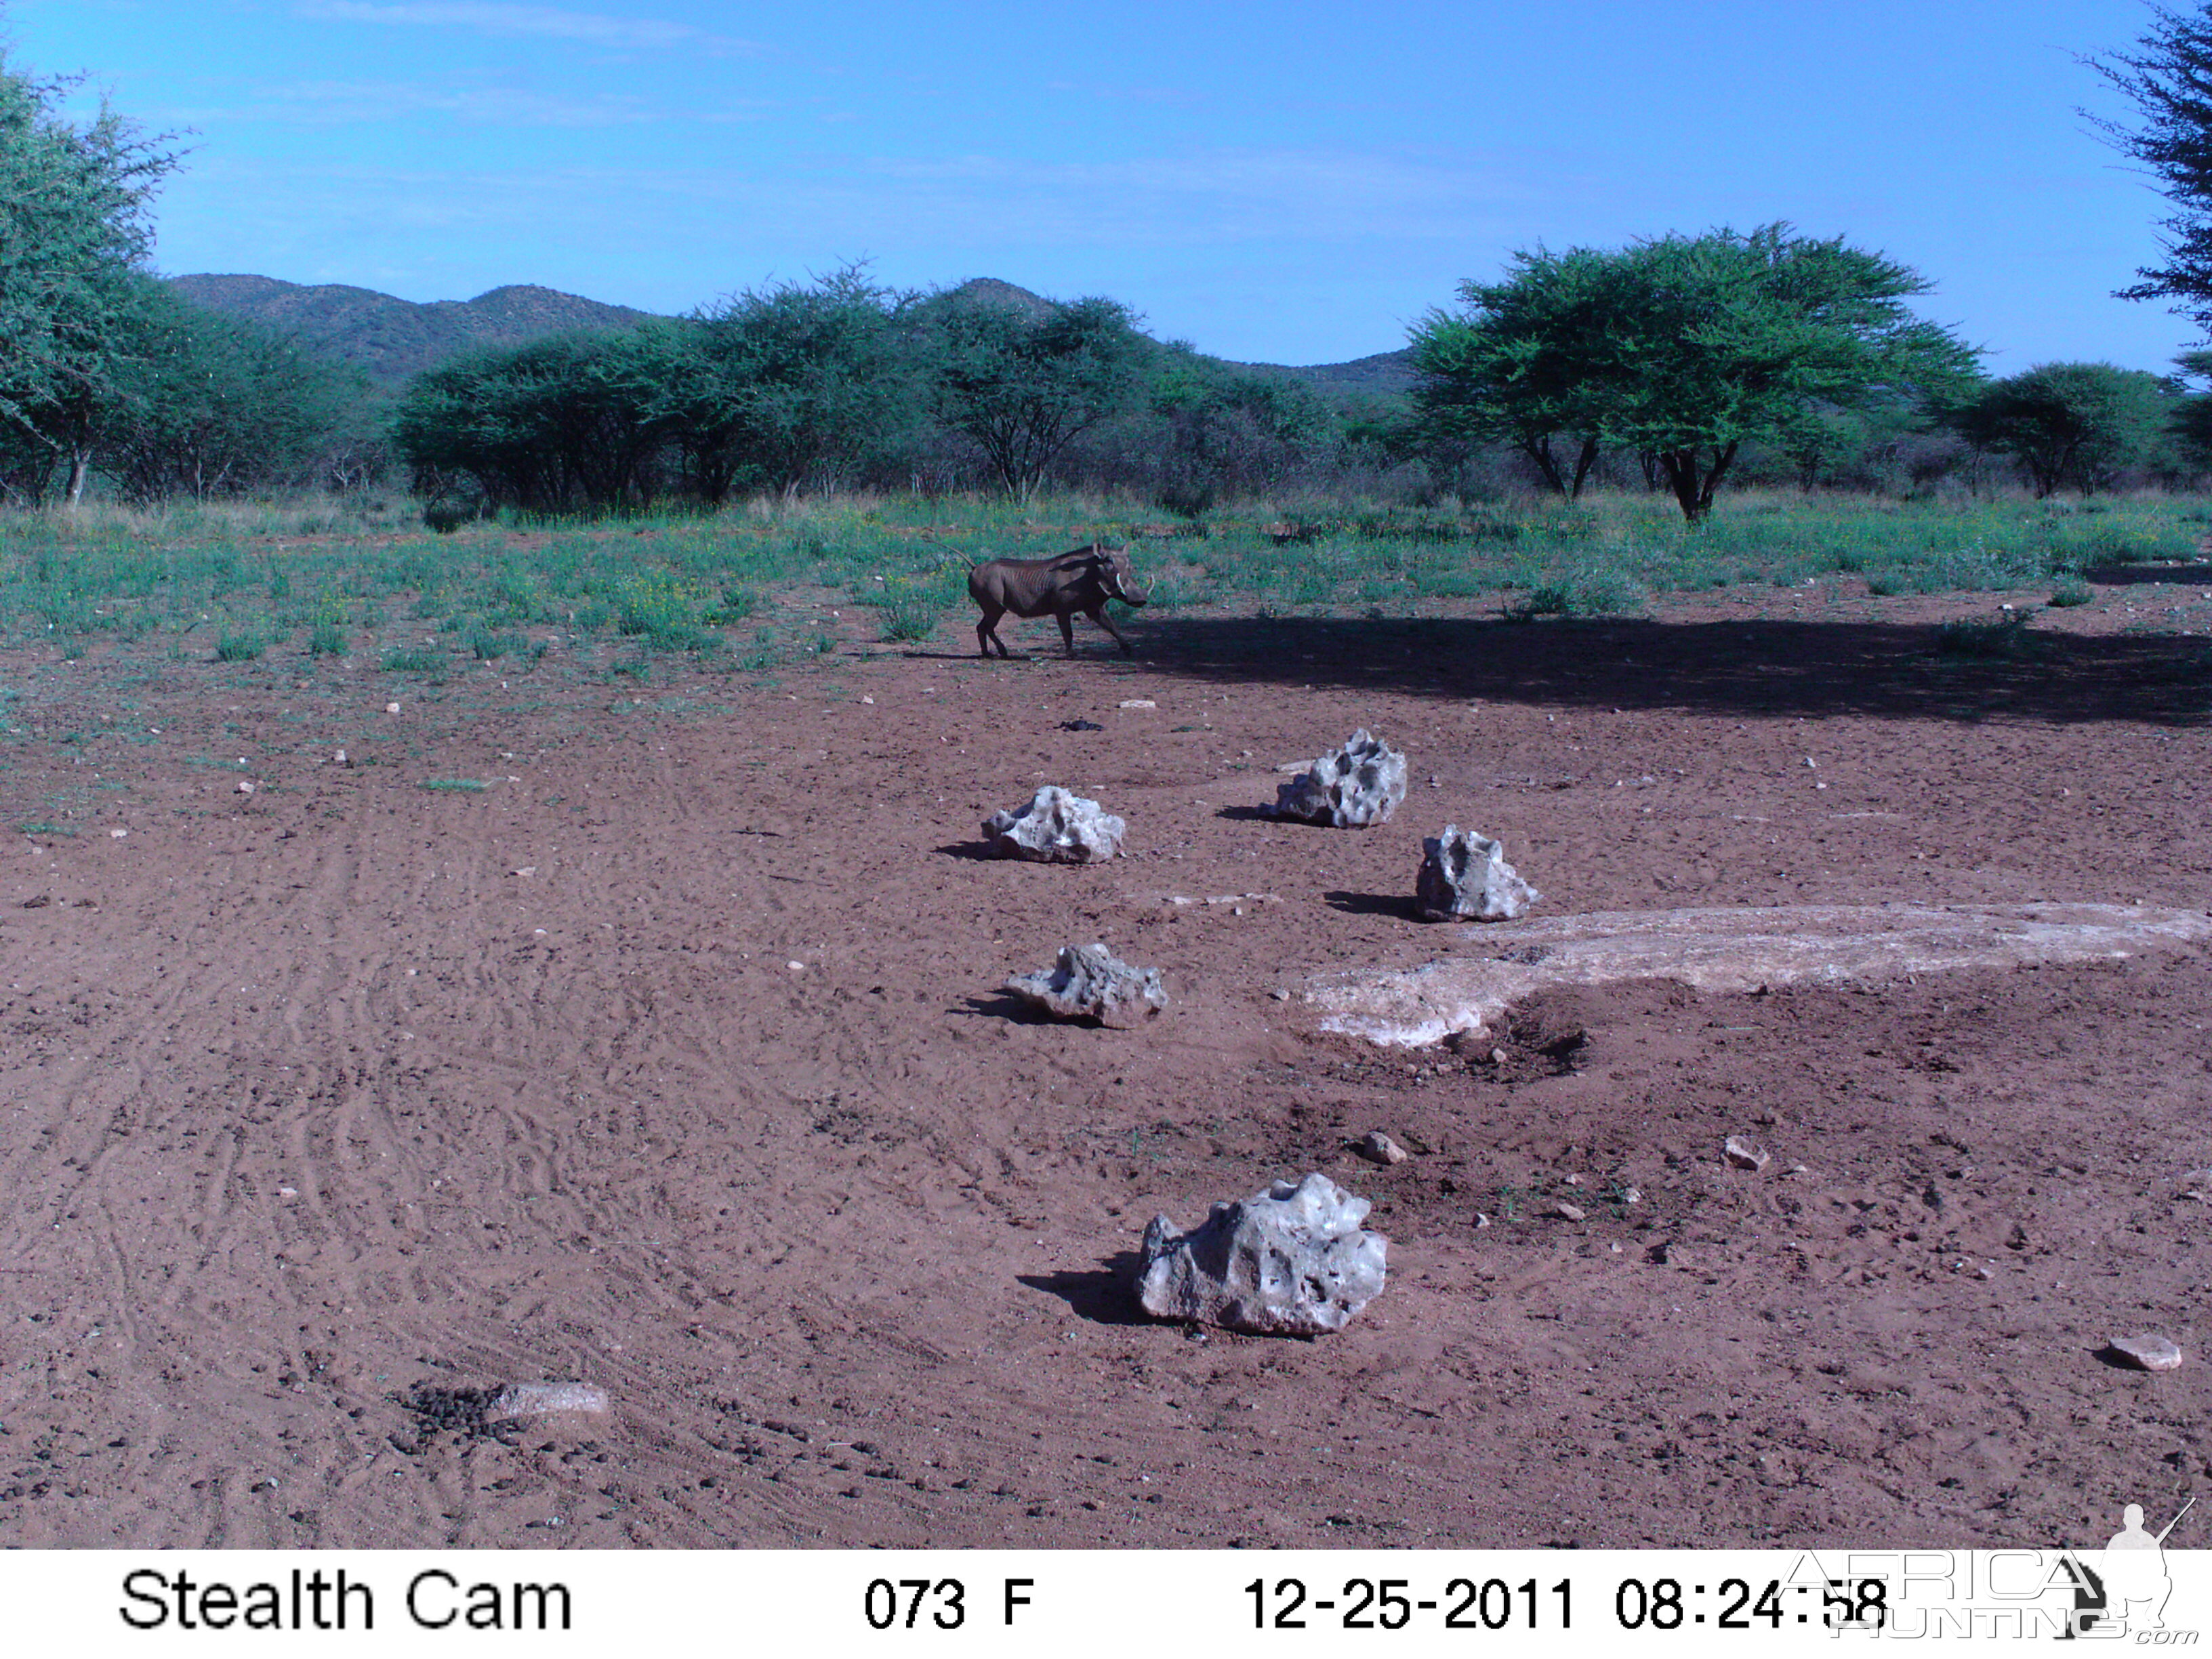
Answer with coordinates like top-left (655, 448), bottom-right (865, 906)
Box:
top-left (1272, 730), bottom-right (1407, 827)
top-left (1005, 942), bottom-right (1166, 1027)
top-left (984, 785), bottom-right (1126, 863)
top-left (1134, 1172), bottom-right (1389, 1335)
top-left (1415, 825), bottom-right (1540, 922)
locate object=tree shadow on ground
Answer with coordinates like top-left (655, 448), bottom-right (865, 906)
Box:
top-left (1019, 1253), bottom-right (1149, 1325)
top-left (2086, 560), bottom-right (2212, 588)
top-left (1139, 614), bottom-right (2212, 726)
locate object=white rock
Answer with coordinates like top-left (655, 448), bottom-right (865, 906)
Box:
top-left (1271, 730), bottom-right (1407, 827)
top-left (385, 702), bottom-right (401, 714)
top-left (108, 829), bottom-right (126, 839)
top-left (985, 785), bottom-right (1125, 863)
top-left (489, 1382), bottom-right (610, 1419)
top-left (1136, 1172), bottom-right (1388, 1335)
top-left (236, 780), bottom-right (255, 796)
top-left (2108, 1333), bottom-right (2185, 1372)
top-left (1006, 942), bottom-right (1165, 1028)
top-left (1416, 825), bottom-right (1540, 922)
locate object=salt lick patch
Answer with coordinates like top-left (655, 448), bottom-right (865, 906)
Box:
top-left (1307, 903), bottom-right (2212, 1048)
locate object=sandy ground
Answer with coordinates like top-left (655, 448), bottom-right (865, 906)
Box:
top-left (1, 570), bottom-right (2209, 1550)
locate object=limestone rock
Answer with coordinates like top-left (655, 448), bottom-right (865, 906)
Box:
top-left (1006, 942), bottom-right (1165, 1027)
top-left (1136, 1172), bottom-right (1388, 1335)
top-left (489, 1382), bottom-right (609, 1420)
top-left (1272, 730), bottom-right (1407, 827)
top-left (2107, 1333), bottom-right (2184, 1372)
top-left (984, 785), bottom-right (1124, 863)
top-left (1416, 825), bottom-right (1541, 922)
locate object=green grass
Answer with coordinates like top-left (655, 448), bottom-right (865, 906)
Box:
top-left (0, 489), bottom-right (2204, 680)
top-left (214, 632), bottom-right (265, 661)
top-left (417, 778), bottom-right (491, 792)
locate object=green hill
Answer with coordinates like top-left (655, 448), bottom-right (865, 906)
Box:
top-left (163, 274), bottom-right (662, 386)
top-left (165, 272), bottom-right (1415, 405)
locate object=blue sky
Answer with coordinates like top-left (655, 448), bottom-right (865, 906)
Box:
top-left (4, 0), bottom-right (2195, 371)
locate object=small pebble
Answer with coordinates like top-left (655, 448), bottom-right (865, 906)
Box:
top-left (1356, 1131), bottom-right (1408, 1166)
top-left (1723, 1135), bottom-right (1771, 1172)
top-left (1553, 1201), bottom-right (1586, 1222)
top-left (236, 780), bottom-right (255, 796)
top-left (385, 702), bottom-right (401, 714)
top-left (108, 828), bottom-right (126, 839)
top-left (1118, 699), bottom-right (1156, 710)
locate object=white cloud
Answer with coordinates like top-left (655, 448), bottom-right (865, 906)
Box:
top-left (295, 2), bottom-right (765, 55)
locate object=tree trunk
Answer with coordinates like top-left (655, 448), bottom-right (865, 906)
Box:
top-left (65, 445), bottom-right (90, 508)
top-left (1568, 435), bottom-right (1600, 500)
top-left (1518, 434), bottom-right (1568, 497)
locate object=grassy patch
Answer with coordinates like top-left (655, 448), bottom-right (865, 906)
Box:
top-left (1935, 613), bottom-right (2040, 659)
top-left (2048, 577), bottom-right (2096, 608)
top-left (417, 778), bottom-right (491, 792)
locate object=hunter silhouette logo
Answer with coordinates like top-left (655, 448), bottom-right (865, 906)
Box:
top-left (2059, 1495), bottom-right (2195, 1639)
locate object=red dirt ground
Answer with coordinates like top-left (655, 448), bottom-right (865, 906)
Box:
top-left (1, 575), bottom-right (2209, 1550)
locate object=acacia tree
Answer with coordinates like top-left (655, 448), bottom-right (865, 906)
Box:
top-left (393, 330), bottom-right (673, 511)
top-left (1412, 226), bottom-right (1980, 521)
top-left (1408, 245), bottom-right (1614, 499)
top-left (922, 290), bottom-right (1151, 497)
top-left (668, 266), bottom-right (918, 501)
top-left (1958, 363), bottom-right (2177, 495)
top-left (98, 276), bottom-right (359, 502)
top-left (2087, 7), bottom-right (2212, 331)
top-left (0, 49), bottom-right (179, 505)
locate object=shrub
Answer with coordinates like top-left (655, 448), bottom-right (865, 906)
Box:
top-left (2049, 577), bottom-right (2095, 608)
top-left (879, 592), bottom-right (941, 642)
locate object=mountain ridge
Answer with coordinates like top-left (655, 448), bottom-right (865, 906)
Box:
top-left (164, 272), bottom-right (1415, 403)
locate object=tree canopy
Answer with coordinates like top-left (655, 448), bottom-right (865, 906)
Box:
top-left (1955, 363), bottom-right (2177, 496)
top-left (2087, 5), bottom-right (2212, 332)
top-left (1409, 225), bottom-right (1981, 519)
top-left (0, 48), bottom-right (180, 503)
top-left (920, 291), bottom-right (1153, 499)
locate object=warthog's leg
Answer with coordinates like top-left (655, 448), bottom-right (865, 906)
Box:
top-left (976, 605), bottom-right (1010, 657)
top-left (1085, 605), bottom-right (1134, 655)
top-left (1057, 610), bottom-right (1079, 655)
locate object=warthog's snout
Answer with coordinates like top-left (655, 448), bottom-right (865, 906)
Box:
top-left (968, 543), bottom-right (1146, 658)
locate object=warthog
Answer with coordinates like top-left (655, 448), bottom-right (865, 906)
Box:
top-left (968, 542), bottom-right (1149, 658)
